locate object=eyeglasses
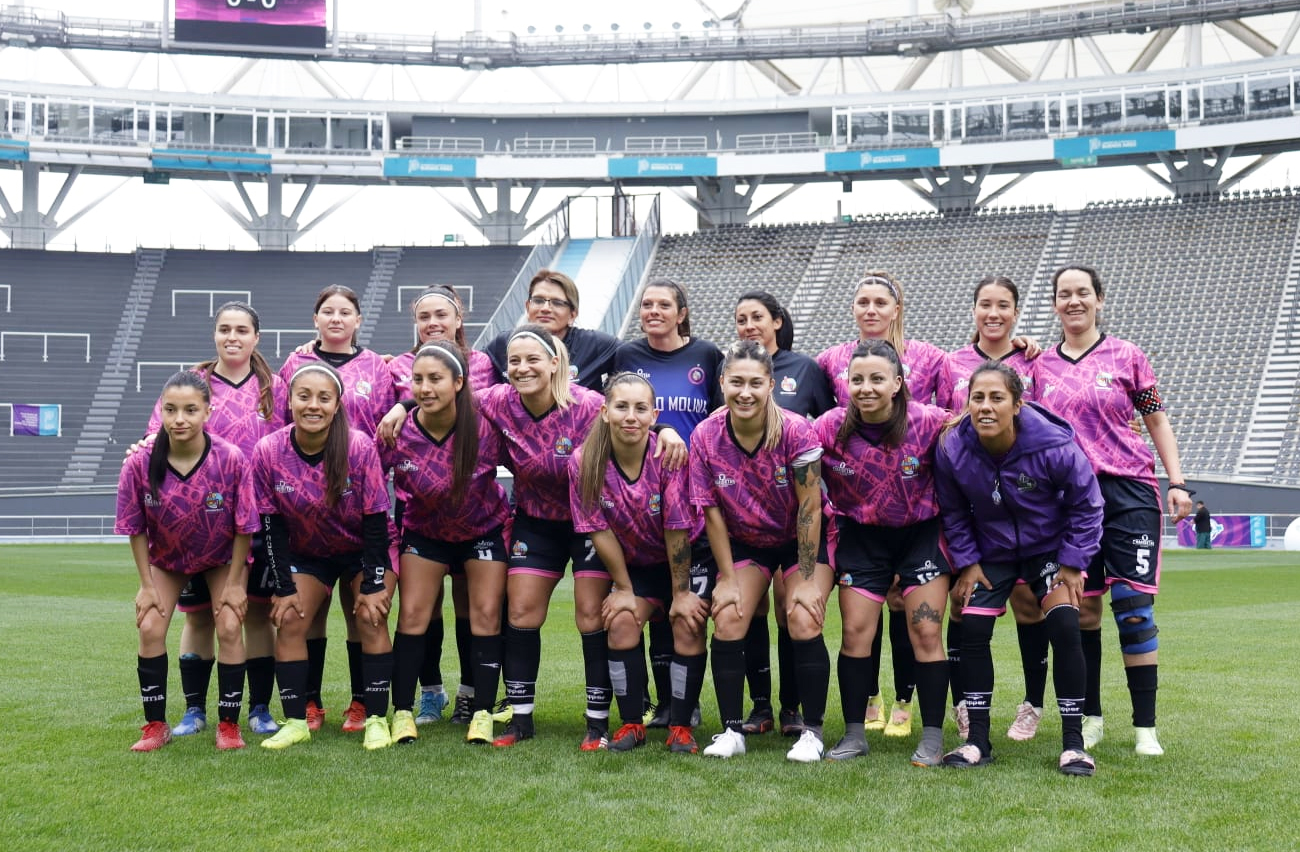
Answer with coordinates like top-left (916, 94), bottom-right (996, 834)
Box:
top-left (529, 296), bottom-right (573, 310)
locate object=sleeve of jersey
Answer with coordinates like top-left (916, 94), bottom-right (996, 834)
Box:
top-left (687, 434), bottom-right (716, 508)
top-left (932, 444), bottom-right (981, 570)
top-left (262, 512), bottom-right (296, 596)
top-left (1128, 347), bottom-right (1164, 415)
top-left (786, 415), bottom-right (823, 464)
top-left (358, 512), bottom-right (391, 594)
top-left (1056, 445), bottom-right (1106, 571)
top-left (250, 438), bottom-right (277, 516)
top-left (934, 356), bottom-right (954, 412)
top-left (229, 450), bottom-right (262, 535)
top-left (270, 378), bottom-right (289, 429)
top-left (356, 439), bottom-right (391, 515)
top-left (568, 454), bottom-right (604, 534)
top-left (114, 453), bottom-right (146, 536)
top-left (662, 463), bottom-right (695, 530)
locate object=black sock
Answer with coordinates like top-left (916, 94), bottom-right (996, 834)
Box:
top-left (502, 623), bottom-right (540, 712)
top-left (791, 636), bottom-right (829, 730)
top-left (455, 616), bottom-right (472, 690)
top-left (838, 652), bottom-right (871, 723)
top-left (889, 610), bottom-right (916, 702)
top-left (913, 659), bottom-right (950, 730)
top-left (305, 637), bottom-right (327, 707)
top-left (277, 659), bottom-right (309, 720)
top-left (347, 640), bottom-right (364, 704)
top-left (867, 619), bottom-right (884, 697)
top-left (420, 618), bottom-right (444, 689)
top-left (1081, 628), bottom-right (1103, 717)
top-left (179, 654), bottom-right (214, 711)
top-left (711, 637), bottom-right (746, 732)
top-left (391, 631), bottom-right (424, 712)
top-left (138, 653), bottom-right (168, 723)
top-left (648, 619), bottom-right (674, 708)
top-left (960, 613), bottom-right (997, 754)
top-left (363, 652), bottom-right (393, 718)
top-left (1126, 664), bottom-right (1158, 728)
top-left (776, 625), bottom-right (797, 713)
top-left (670, 652), bottom-right (708, 727)
top-left (744, 616), bottom-right (772, 713)
top-left (471, 633), bottom-right (503, 712)
top-left (947, 618), bottom-right (963, 706)
top-left (216, 662), bottom-right (246, 724)
top-left (609, 644), bottom-right (649, 726)
top-left (245, 655), bottom-right (275, 708)
top-left (1017, 619), bottom-right (1050, 707)
top-left (581, 630), bottom-right (612, 722)
top-left (1045, 604), bottom-right (1085, 751)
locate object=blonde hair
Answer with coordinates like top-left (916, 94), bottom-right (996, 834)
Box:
top-left (508, 323), bottom-right (574, 410)
top-left (855, 270), bottom-right (906, 354)
top-left (720, 340), bottom-right (783, 452)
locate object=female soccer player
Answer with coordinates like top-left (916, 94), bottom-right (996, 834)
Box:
top-left (570, 372), bottom-right (707, 753)
top-left (117, 371), bottom-right (258, 752)
top-left (733, 290), bottom-right (834, 737)
top-left (816, 272), bottom-right (944, 739)
top-left (688, 340), bottom-right (826, 762)
top-left (254, 363), bottom-right (395, 751)
top-left (381, 342), bottom-right (509, 746)
top-left (1027, 265), bottom-right (1193, 756)
top-left (279, 285), bottom-right (395, 735)
top-left (935, 362), bottom-right (1103, 773)
top-left (936, 276), bottom-right (1050, 742)
top-left (139, 302), bottom-right (286, 738)
top-left (812, 340), bottom-right (952, 767)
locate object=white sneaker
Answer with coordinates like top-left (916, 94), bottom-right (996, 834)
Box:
top-left (1082, 715), bottom-right (1104, 750)
top-left (785, 729), bottom-right (824, 763)
top-left (1134, 726), bottom-right (1164, 756)
top-left (1006, 702), bottom-right (1043, 741)
top-left (702, 728), bottom-right (746, 759)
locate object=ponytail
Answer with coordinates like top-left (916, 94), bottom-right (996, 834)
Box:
top-left (509, 323), bottom-right (574, 410)
top-left (199, 302), bottom-right (275, 419)
top-left (412, 342), bottom-right (479, 504)
top-left (579, 372), bottom-right (655, 509)
top-left (289, 363), bottom-right (352, 508)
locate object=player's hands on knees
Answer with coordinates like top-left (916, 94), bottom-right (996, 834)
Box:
top-left (270, 593), bottom-right (304, 628)
top-left (954, 564), bottom-right (989, 611)
top-left (355, 592), bottom-right (390, 628)
top-left (710, 577), bottom-right (742, 620)
top-left (218, 584), bottom-right (249, 622)
top-left (670, 590), bottom-right (709, 631)
top-left (1051, 566), bottom-right (1085, 609)
top-left (601, 587), bottom-right (638, 628)
top-left (786, 578), bottom-right (826, 627)
top-left (135, 584), bottom-right (165, 628)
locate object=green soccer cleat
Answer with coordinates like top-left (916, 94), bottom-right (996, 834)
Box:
top-left (363, 715), bottom-right (392, 751)
top-left (261, 718), bottom-right (310, 750)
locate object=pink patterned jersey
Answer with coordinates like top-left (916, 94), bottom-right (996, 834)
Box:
top-left (1025, 335), bottom-right (1163, 487)
top-left (115, 434), bottom-right (260, 574)
top-left (251, 425), bottom-right (390, 555)
top-left (478, 383), bottom-right (603, 521)
top-left (148, 370), bottom-right (287, 458)
top-left (380, 411), bottom-right (509, 542)
top-left (568, 432), bottom-right (700, 567)
top-left (278, 347), bottom-right (396, 438)
top-left (388, 348), bottom-right (496, 396)
top-left (935, 345), bottom-right (1034, 412)
top-left (817, 338), bottom-right (945, 406)
top-left (812, 401), bottom-right (948, 527)
top-left (688, 407), bottom-right (823, 549)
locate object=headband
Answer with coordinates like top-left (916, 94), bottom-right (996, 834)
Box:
top-left (414, 343), bottom-right (465, 378)
top-left (510, 329), bottom-right (557, 358)
top-left (414, 290), bottom-right (460, 315)
top-left (858, 275), bottom-right (900, 302)
top-left (291, 363), bottom-right (344, 395)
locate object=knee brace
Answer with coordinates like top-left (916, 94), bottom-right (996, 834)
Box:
top-left (1110, 583), bottom-right (1158, 654)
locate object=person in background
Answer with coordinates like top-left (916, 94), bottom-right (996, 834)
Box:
top-left (1194, 502), bottom-right (1212, 550)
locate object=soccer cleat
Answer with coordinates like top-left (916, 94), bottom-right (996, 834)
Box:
top-left (248, 704), bottom-right (279, 735)
top-left (953, 701), bottom-right (970, 741)
top-left (490, 699), bottom-right (514, 724)
top-left (910, 740), bottom-right (944, 768)
top-left (864, 694), bottom-right (886, 731)
top-left (130, 721), bottom-right (172, 753)
top-left (579, 722), bottom-right (610, 752)
top-left (342, 700), bottom-right (367, 733)
top-left (215, 720), bottom-right (246, 750)
top-left (305, 700), bottom-right (325, 732)
top-left (391, 710), bottom-right (418, 744)
top-left (740, 706), bottom-right (775, 735)
top-left (1060, 748), bottom-right (1096, 776)
top-left (942, 743), bottom-right (993, 768)
top-left (1134, 726), bottom-right (1164, 756)
top-left (826, 735), bottom-right (870, 761)
top-left (492, 720), bottom-right (535, 748)
top-left (884, 700), bottom-right (913, 738)
top-left (609, 722), bottom-right (647, 752)
top-left (786, 729), bottom-right (825, 763)
top-left (261, 718), bottom-right (310, 750)
top-left (363, 715), bottom-right (392, 750)
top-left (1082, 715), bottom-right (1104, 750)
top-left (466, 710), bottom-right (494, 744)
top-left (449, 692), bottom-right (474, 724)
top-left (666, 725), bottom-right (698, 754)
top-left (1007, 702), bottom-right (1043, 741)
top-left (779, 708), bottom-right (805, 737)
top-left (416, 689), bottom-right (449, 725)
top-left (172, 707), bottom-right (207, 737)
top-left (702, 728), bottom-right (747, 759)
top-left (643, 703), bottom-right (671, 729)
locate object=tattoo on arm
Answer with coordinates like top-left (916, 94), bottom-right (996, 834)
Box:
top-left (793, 458), bottom-right (820, 487)
top-left (667, 531), bottom-right (691, 593)
top-left (911, 601), bottom-right (942, 626)
top-left (794, 459), bottom-right (820, 580)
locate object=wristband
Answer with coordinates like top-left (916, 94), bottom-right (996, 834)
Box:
top-left (359, 563), bottom-right (387, 595)
top-left (1167, 483), bottom-right (1195, 496)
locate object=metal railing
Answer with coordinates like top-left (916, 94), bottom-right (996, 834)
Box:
top-left (396, 137), bottom-right (486, 153)
top-left (625, 136), bottom-right (708, 153)
top-left (171, 289), bottom-right (252, 316)
top-left (471, 199), bottom-right (567, 351)
top-left (513, 137), bottom-right (598, 155)
top-left (736, 132), bottom-right (820, 151)
top-left (0, 331), bottom-right (90, 362)
top-left (601, 195), bottom-right (661, 339)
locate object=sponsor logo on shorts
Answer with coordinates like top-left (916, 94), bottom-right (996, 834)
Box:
top-left (780, 376), bottom-right (798, 394)
top-left (403, 544), bottom-right (423, 556)
top-left (774, 465), bottom-right (789, 487)
top-left (511, 539), bottom-right (529, 559)
top-left (687, 366), bottom-right (705, 385)
top-left (839, 573), bottom-right (853, 586)
top-left (356, 380), bottom-right (372, 399)
top-left (900, 455), bottom-right (920, 479)
top-left (204, 491), bottom-right (225, 512)
top-left (275, 480), bottom-right (295, 494)
top-left (396, 459), bottom-right (418, 473)
top-left (1016, 473), bottom-right (1037, 492)
top-left (648, 493), bottom-right (662, 515)
top-left (472, 539), bottom-right (494, 553)
top-left (554, 436), bottom-right (574, 457)
top-left (914, 559), bottom-right (942, 585)
top-left (1132, 534), bottom-right (1156, 548)
top-left (714, 473), bottom-right (736, 488)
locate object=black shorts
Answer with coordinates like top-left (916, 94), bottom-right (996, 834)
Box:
top-left (833, 516), bottom-right (952, 601)
top-left (962, 552), bottom-right (1065, 616)
top-left (728, 540), bottom-right (797, 579)
top-left (688, 539), bottom-right (718, 601)
top-left (288, 551), bottom-right (365, 591)
top-left (178, 533), bottom-right (275, 611)
top-left (1085, 475), bottom-right (1162, 596)
top-left (627, 562), bottom-right (672, 610)
top-left (401, 525), bottom-right (507, 569)
top-left (506, 513), bottom-right (609, 580)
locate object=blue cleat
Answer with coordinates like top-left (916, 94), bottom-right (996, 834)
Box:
top-left (416, 689), bottom-right (449, 725)
top-left (172, 706), bottom-right (207, 737)
top-left (248, 704), bottom-right (279, 735)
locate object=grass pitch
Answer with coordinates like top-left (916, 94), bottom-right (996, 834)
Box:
top-left (1, 545), bottom-right (1297, 851)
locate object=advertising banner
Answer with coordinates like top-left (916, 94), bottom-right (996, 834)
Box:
top-left (825, 148), bottom-right (940, 172)
top-left (11, 404), bottom-right (60, 437)
top-left (174, 0), bottom-right (327, 50)
top-left (1176, 514), bottom-right (1266, 548)
top-left (1053, 130), bottom-right (1176, 161)
top-left (608, 157), bottom-right (718, 179)
top-left (383, 157), bottom-right (479, 180)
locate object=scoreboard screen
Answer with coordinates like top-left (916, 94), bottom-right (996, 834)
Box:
top-left (174, 0), bottom-right (328, 50)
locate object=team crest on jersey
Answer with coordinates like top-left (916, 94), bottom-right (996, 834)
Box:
top-left (554, 436), bottom-right (574, 457)
top-left (275, 480), bottom-right (295, 494)
top-left (648, 493), bottom-right (662, 515)
top-left (715, 473), bottom-right (736, 488)
top-left (356, 380), bottom-right (372, 399)
top-left (1016, 473), bottom-right (1037, 493)
top-left (396, 459), bottom-right (418, 473)
top-left (902, 363), bottom-right (912, 377)
top-left (774, 465), bottom-right (789, 487)
top-left (204, 491), bottom-right (225, 512)
top-left (900, 455), bottom-right (920, 479)
top-left (780, 376), bottom-right (798, 394)
top-left (687, 366), bottom-right (706, 385)
top-left (1132, 534), bottom-right (1156, 548)
top-left (1021, 375), bottom-right (1034, 391)
top-left (831, 461), bottom-right (855, 477)
top-left (511, 539), bottom-right (529, 559)
top-left (1094, 371), bottom-right (1113, 390)
top-left (568, 364), bottom-right (579, 381)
